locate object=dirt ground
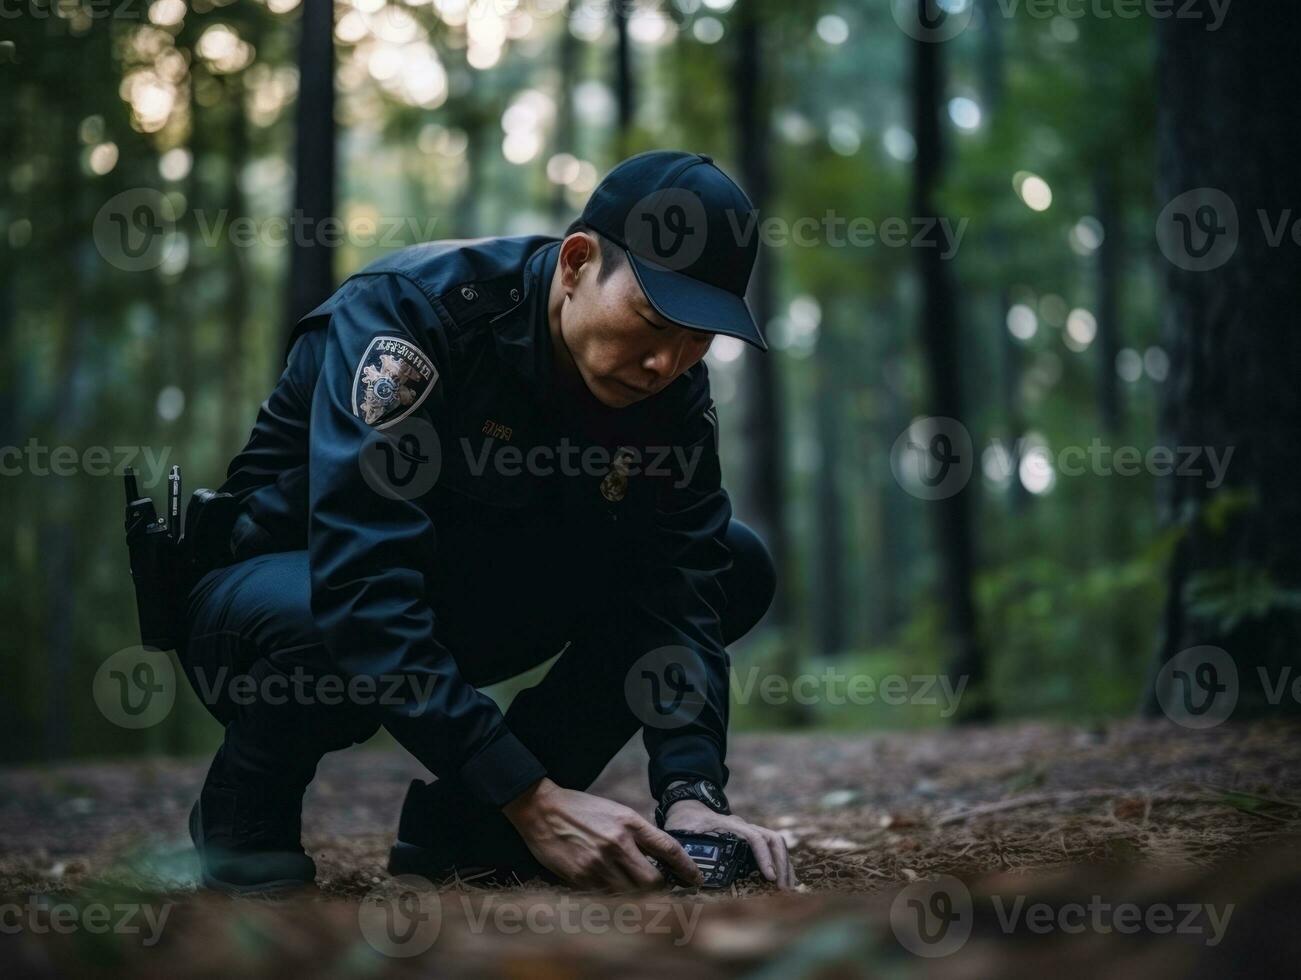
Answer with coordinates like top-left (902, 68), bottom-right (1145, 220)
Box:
top-left (3, 719), bottom-right (1300, 977)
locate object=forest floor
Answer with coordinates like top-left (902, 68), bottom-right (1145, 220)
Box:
top-left (3, 719), bottom-right (1301, 977)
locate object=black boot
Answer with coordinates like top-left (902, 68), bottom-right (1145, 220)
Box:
top-left (189, 748), bottom-right (316, 895)
top-left (388, 779), bottom-right (561, 886)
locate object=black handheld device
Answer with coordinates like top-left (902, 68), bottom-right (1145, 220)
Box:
top-left (658, 831), bottom-right (759, 889)
top-left (123, 468), bottom-right (181, 650)
top-left (123, 467), bottom-right (240, 651)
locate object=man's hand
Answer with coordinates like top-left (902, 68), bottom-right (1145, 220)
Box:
top-left (663, 800), bottom-right (799, 889)
top-left (503, 778), bottom-right (703, 892)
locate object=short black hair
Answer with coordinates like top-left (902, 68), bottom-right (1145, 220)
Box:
top-left (563, 219), bottom-right (627, 284)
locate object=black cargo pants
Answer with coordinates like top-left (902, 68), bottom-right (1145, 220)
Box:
top-left (178, 519), bottom-right (776, 812)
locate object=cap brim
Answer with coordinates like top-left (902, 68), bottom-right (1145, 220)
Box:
top-left (625, 250), bottom-right (769, 352)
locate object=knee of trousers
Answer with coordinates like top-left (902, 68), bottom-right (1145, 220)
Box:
top-left (720, 519), bottom-right (776, 644)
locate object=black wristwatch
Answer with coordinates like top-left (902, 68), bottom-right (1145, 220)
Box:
top-left (655, 778), bottom-right (730, 829)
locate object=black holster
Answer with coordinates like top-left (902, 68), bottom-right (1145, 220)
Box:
top-left (124, 471), bottom-right (240, 651)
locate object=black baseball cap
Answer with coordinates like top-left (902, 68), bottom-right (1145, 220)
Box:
top-left (578, 149), bottom-right (768, 352)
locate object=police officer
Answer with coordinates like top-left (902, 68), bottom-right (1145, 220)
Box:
top-left (180, 150), bottom-right (796, 893)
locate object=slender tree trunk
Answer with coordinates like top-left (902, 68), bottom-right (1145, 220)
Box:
top-left (813, 320), bottom-right (846, 656)
top-left (912, 0), bottom-right (989, 721)
top-left (1143, 3), bottom-right (1301, 717)
top-left (286, 0), bottom-right (335, 338)
top-left (221, 98), bottom-right (250, 457)
top-left (613, 0), bottom-right (633, 157)
top-left (552, 0), bottom-right (577, 223)
top-left (1093, 165), bottom-right (1123, 436)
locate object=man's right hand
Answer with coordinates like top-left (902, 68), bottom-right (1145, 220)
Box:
top-left (503, 778), bottom-right (703, 891)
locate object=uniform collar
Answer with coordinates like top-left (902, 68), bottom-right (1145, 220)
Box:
top-left (491, 239), bottom-right (561, 399)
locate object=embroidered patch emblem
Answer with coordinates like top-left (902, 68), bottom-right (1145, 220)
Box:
top-left (352, 335), bottom-right (438, 429)
top-left (600, 447), bottom-right (637, 503)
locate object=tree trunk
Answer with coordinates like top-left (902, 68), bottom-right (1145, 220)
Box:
top-left (911, 0), bottom-right (989, 721)
top-left (552, 0), bottom-right (577, 223)
top-left (613, 0), bottom-right (633, 158)
top-left (814, 325), bottom-right (847, 656)
top-left (286, 0), bottom-right (335, 338)
top-left (1143, 3), bottom-right (1301, 717)
top-left (220, 96), bottom-right (251, 457)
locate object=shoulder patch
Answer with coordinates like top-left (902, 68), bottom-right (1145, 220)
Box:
top-left (351, 335), bottom-right (438, 429)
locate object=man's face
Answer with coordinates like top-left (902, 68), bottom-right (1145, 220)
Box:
top-left (554, 233), bottom-right (715, 408)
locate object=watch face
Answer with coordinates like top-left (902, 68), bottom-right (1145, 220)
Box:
top-left (697, 781), bottom-right (724, 810)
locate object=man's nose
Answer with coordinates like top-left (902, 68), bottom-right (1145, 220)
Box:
top-left (643, 339), bottom-right (688, 380)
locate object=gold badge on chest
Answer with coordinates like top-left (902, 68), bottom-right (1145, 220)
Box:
top-left (600, 446), bottom-right (637, 503)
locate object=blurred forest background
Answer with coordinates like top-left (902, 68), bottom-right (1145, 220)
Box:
top-left (2, 0), bottom-right (1295, 764)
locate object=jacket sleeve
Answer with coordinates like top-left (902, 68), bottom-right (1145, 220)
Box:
top-left (629, 370), bottom-right (735, 800)
top-left (307, 273), bottom-right (547, 807)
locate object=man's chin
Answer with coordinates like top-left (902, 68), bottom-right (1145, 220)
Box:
top-left (593, 378), bottom-right (648, 408)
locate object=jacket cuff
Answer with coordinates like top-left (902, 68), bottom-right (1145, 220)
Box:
top-left (647, 734), bottom-right (728, 800)
top-left (457, 729), bottom-right (548, 808)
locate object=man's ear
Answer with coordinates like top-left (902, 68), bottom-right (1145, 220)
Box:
top-left (560, 231), bottom-right (599, 291)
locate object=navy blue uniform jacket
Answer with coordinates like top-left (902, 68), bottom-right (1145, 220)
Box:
top-left (217, 235), bottom-right (734, 808)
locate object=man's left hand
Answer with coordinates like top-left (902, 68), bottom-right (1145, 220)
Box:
top-left (662, 801), bottom-right (799, 889)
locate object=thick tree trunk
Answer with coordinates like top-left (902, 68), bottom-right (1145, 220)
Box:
top-left (1144, 4), bottom-right (1301, 717)
top-left (286, 0), bottom-right (335, 337)
top-left (911, 0), bottom-right (989, 721)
